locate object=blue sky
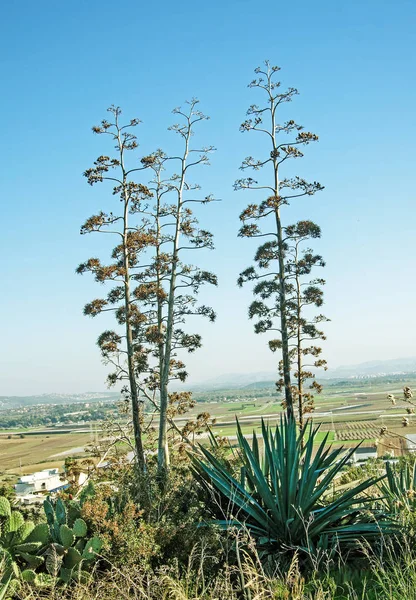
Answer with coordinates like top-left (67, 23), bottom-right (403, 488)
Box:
top-left (0, 0), bottom-right (415, 394)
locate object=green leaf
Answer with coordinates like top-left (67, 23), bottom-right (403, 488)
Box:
top-left (0, 497), bottom-right (11, 518)
top-left (72, 518), bottom-right (87, 538)
top-left (74, 538), bottom-right (85, 553)
top-left (19, 552), bottom-right (44, 569)
top-left (27, 523), bottom-right (50, 545)
top-left (64, 547), bottom-right (82, 569)
top-left (14, 541), bottom-right (42, 554)
top-left (0, 577), bottom-right (11, 600)
top-left (82, 536), bottom-right (102, 560)
top-left (21, 570), bottom-right (37, 583)
top-left (59, 567), bottom-right (73, 584)
top-left (72, 569), bottom-right (91, 584)
top-left (6, 511), bottom-right (24, 534)
top-left (45, 548), bottom-right (62, 577)
top-left (33, 572), bottom-right (54, 588)
top-left (56, 498), bottom-right (67, 525)
top-left (43, 500), bottom-right (55, 526)
top-left (12, 521), bottom-right (35, 545)
top-left (59, 524), bottom-right (74, 549)
top-left (192, 414), bottom-right (396, 556)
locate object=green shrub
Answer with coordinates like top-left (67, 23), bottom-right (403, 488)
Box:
top-left (81, 463), bottom-right (222, 573)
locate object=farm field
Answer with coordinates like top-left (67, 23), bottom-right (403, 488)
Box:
top-left (0, 431), bottom-right (94, 477)
top-left (1, 375), bottom-right (416, 483)
top-left (181, 375), bottom-right (416, 455)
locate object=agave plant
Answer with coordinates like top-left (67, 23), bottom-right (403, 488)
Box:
top-left (379, 460), bottom-right (416, 515)
top-left (192, 417), bottom-right (395, 555)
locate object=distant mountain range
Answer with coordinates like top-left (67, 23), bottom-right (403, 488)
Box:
top-left (189, 357), bottom-right (416, 390)
top-left (2, 357), bottom-right (416, 404)
top-left (322, 357), bottom-right (416, 379)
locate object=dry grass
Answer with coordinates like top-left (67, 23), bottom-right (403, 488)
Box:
top-left (0, 432), bottom-right (93, 475)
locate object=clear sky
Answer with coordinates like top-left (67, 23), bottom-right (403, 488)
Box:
top-left (0, 0), bottom-right (415, 395)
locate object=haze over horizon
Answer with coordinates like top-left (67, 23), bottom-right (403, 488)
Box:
top-left (1, 0), bottom-right (415, 396)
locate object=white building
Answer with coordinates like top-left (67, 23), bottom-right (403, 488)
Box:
top-left (405, 434), bottom-right (416, 453)
top-left (352, 447), bottom-right (378, 464)
top-left (15, 468), bottom-right (68, 496)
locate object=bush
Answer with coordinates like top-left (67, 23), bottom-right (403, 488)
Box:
top-left (80, 460), bottom-right (222, 574)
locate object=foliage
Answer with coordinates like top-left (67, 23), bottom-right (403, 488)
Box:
top-left (379, 460), bottom-right (416, 515)
top-left (13, 539), bottom-right (416, 600)
top-left (0, 487), bottom-right (14, 504)
top-left (338, 458), bottom-right (382, 485)
top-left (79, 460), bottom-right (222, 571)
top-left (0, 494), bottom-right (102, 592)
top-left (81, 484), bottom-right (155, 567)
top-left (40, 497), bottom-right (102, 583)
top-left (0, 576), bottom-right (11, 600)
top-left (192, 417), bottom-right (395, 558)
top-left (0, 496), bottom-right (41, 584)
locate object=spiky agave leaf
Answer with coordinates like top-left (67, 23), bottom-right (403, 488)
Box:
top-left (379, 460), bottom-right (416, 514)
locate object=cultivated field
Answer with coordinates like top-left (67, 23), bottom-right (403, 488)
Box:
top-left (0, 431), bottom-right (94, 477)
top-left (181, 375), bottom-right (416, 455)
top-left (1, 375), bottom-right (415, 483)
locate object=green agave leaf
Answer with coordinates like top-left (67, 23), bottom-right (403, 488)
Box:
top-left (192, 452), bottom-right (275, 533)
top-left (193, 415), bottom-right (393, 555)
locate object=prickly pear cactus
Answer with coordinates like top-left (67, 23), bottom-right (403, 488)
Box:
top-left (0, 496), bottom-right (44, 591)
top-left (0, 497), bottom-right (42, 572)
top-left (0, 498), bottom-right (11, 518)
top-left (1, 494), bottom-right (103, 588)
top-left (39, 498), bottom-right (102, 584)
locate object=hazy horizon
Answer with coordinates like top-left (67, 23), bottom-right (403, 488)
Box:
top-left (2, 355), bottom-right (416, 397)
top-left (1, 0), bottom-right (415, 396)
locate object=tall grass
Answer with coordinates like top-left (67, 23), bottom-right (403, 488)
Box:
top-left (11, 538), bottom-right (416, 600)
